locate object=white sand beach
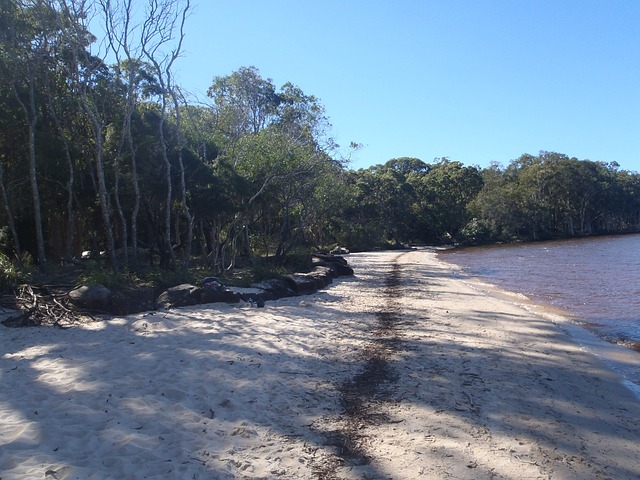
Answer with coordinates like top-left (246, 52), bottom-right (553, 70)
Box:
top-left (2, 249), bottom-right (640, 479)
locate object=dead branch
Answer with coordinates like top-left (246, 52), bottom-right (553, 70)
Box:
top-left (2, 285), bottom-right (95, 328)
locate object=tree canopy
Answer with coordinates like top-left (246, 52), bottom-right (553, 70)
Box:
top-left (1, 1), bottom-right (639, 279)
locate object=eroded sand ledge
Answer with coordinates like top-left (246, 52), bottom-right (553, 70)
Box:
top-left (1, 249), bottom-right (639, 479)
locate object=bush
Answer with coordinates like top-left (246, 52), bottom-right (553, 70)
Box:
top-left (140, 268), bottom-right (196, 292)
top-left (222, 261), bottom-right (285, 287)
top-left (251, 261), bottom-right (288, 281)
top-left (0, 253), bottom-right (31, 293)
top-left (281, 250), bottom-right (313, 272)
top-left (79, 267), bottom-right (196, 293)
top-left (460, 218), bottom-right (491, 245)
top-left (81, 267), bottom-right (144, 291)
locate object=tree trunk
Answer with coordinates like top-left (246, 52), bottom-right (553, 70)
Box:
top-left (0, 163), bottom-right (22, 261)
top-left (82, 101), bottom-right (119, 272)
top-left (170, 89), bottom-right (193, 270)
top-left (17, 76), bottom-right (48, 272)
top-left (157, 106), bottom-right (177, 270)
top-left (140, 0), bottom-right (190, 270)
top-left (113, 153), bottom-right (128, 267)
top-left (45, 72), bottom-right (77, 263)
top-left (27, 122), bottom-right (46, 271)
top-left (94, 135), bottom-right (119, 272)
top-left (127, 112), bottom-right (141, 266)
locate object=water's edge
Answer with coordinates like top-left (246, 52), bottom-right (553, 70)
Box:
top-left (436, 250), bottom-right (640, 399)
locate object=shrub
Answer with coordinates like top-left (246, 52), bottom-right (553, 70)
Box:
top-left (281, 249), bottom-right (313, 272)
top-left (79, 267), bottom-right (196, 293)
top-left (79, 267), bottom-right (137, 291)
top-left (0, 253), bottom-right (31, 293)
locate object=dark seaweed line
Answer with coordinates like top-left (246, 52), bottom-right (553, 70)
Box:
top-left (313, 256), bottom-right (407, 478)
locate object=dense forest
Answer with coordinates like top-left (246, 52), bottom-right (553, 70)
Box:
top-left (2, 0), bottom-right (640, 278)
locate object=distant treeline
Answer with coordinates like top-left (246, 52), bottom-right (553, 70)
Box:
top-left (2, 1), bottom-right (639, 273)
top-left (353, 153), bottom-right (640, 248)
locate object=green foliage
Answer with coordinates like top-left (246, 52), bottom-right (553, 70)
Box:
top-left (79, 268), bottom-right (140, 291)
top-left (469, 152), bottom-right (638, 243)
top-left (0, 254), bottom-right (19, 292)
top-left (222, 261), bottom-right (287, 288)
top-left (281, 250), bottom-right (313, 272)
top-left (459, 218), bottom-right (491, 245)
top-left (1, 0), bottom-right (639, 281)
top-left (221, 270), bottom-right (255, 288)
top-left (339, 157), bottom-right (485, 248)
top-left (79, 267), bottom-right (196, 293)
top-left (0, 252), bottom-right (31, 293)
top-left (141, 268), bottom-right (197, 292)
top-left (248, 261), bottom-right (288, 282)
top-left (0, 227), bottom-right (10, 252)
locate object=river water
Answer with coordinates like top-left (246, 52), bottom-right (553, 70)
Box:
top-left (438, 234), bottom-right (640, 389)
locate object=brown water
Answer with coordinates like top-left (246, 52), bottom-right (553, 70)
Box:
top-left (439, 234), bottom-right (640, 346)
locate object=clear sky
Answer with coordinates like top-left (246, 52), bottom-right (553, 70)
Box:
top-left (171, 0), bottom-right (640, 172)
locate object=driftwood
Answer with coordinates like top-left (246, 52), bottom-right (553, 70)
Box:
top-left (2, 284), bottom-right (94, 328)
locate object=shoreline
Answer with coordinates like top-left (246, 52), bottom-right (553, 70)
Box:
top-left (436, 249), bottom-right (640, 393)
top-left (436, 235), bottom-right (640, 346)
top-left (1, 249), bottom-right (639, 479)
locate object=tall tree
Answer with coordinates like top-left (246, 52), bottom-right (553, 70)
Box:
top-left (207, 66), bottom-right (280, 146)
top-left (141, 0), bottom-right (190, 269)
top-left (1, 0), bottom-right (57, 270)
top-left (100, 0), bottom-right (154, 266)
top-left (207, 68), bottom-right (340, 267)
top-left (61, 0), bottom-right (120, 271)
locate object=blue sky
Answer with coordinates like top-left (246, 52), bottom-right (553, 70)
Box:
top-left (173, 1), bottom-right (640, 171)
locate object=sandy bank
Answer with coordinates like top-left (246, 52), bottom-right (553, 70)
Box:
top-left (1, 249), bottom-right (639, 479)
